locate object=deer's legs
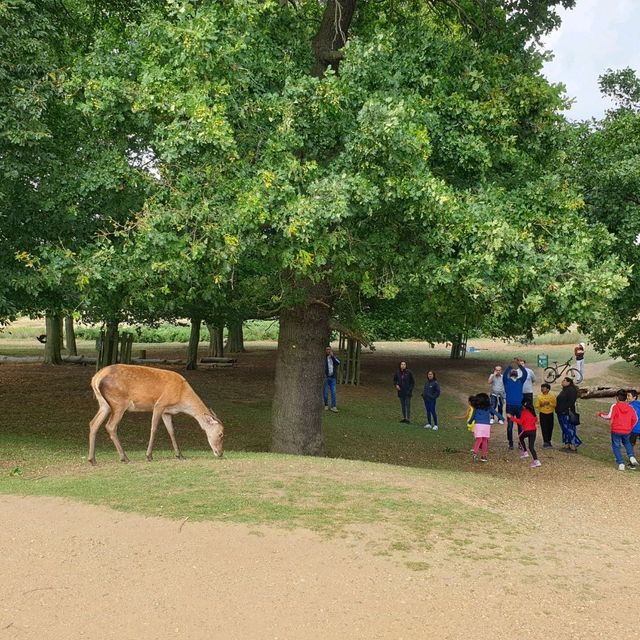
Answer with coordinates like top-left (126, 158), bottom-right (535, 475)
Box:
top-left (162, 413), bottom-right (184, 459)
top-left (88, 403), bottom-right (111, 466)
top-left (103, 407), bottom-right (128, 463)
top-left (145, 407), bottom-right (164, 462)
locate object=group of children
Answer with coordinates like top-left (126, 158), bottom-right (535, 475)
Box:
top-left (464, 364), bottom-right (640, 471)
top-left (464, 393), bottom-right (542, 466)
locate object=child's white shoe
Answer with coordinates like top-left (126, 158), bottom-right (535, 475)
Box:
top-left (490, 418), bottom-right (495, 425)
top-left (432, 425), bottom-right (439, 431)
top-left (618, 463), bottom-right (626, 471)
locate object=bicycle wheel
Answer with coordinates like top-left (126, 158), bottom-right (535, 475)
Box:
top-left (543, 367), bottom-right (559, 384)
top-left (567, 367), bottom-right (583, 384)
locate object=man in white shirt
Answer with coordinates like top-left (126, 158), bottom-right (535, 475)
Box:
top-left (518, 358), bottom-right (536, 405)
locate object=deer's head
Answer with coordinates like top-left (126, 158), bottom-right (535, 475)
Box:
top-left (202, 413), bottom-right (224, 457)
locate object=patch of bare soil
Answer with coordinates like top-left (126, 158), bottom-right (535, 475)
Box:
top-left (2, 460), bottom-right (640, 640)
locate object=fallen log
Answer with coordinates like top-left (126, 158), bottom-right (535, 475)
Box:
top-left (199, 362), bottom-right (235, 369)
top-left (62, 355), bottom-right (97, 364)
top-left (579, 386), bottom-right (620, 399)
top-left (200, 357), bottom-right (237, 364)
top-left (131, 358), bottom-right (184, 365)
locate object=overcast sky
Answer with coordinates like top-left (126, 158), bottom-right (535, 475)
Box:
top-left (541, 0), bottom-right (640, 121)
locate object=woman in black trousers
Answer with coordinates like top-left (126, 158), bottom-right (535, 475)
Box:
top-left (393, 361), bottom-right (415, 424)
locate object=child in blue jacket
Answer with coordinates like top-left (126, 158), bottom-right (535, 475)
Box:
top-left (627, 389), bottom-right (640, 447)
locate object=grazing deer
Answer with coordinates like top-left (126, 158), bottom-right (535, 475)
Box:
top-left (88, 364), bottom-right (224, 465)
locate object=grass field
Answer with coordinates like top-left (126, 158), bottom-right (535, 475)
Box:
top-left (1, 332), bottom-right (639, 545)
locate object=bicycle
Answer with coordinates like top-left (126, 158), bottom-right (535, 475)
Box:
top-left (543, 358), bottom-right (583, 384)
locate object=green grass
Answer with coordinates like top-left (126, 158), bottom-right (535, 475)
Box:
top-left (609, 360), bottom-right (640, 378)
top-left (531, 330), bottom-right (587, 345)
top-left (0, 450), bottom-right (508, 558)
top-left (1, 339), bottom-right (638, 561)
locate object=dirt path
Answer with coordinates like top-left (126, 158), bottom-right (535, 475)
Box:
top-left (2, 458), bottom-right (640, 640)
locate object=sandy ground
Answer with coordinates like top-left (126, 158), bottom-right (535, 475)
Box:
top-left (2, 462), bottom-right (640, 640)
top-left (2, 339), bottom-right (640, 639)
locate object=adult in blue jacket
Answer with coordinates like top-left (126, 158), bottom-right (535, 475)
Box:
top-left (421, 371), bottom-right (441, 431)
top-left (503, 360), bottom-right (528, 450)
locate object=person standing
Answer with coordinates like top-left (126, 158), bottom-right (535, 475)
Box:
top-left (393, 361), bottom-right (415, 424)
top-left (574, 342), bottom-right (585, 380)
top-left (627, 389), bottom-right (640, 448)
top-left (488, 366), bottom-right (506, 421)
top-left (596, 389), bottom-right (638, 471)
top-left (503, 359), bottom-right (528, 450)
top-left (323, 346), bottom-right (341, 412)
top-left (421, 370), bottom-right (441, 430)
top-left (535, 383), bottom-right (557, 448)
top-left (519, 359), bottom-right (536, 405)
top-left (556, 377), bottom-right (581, 452)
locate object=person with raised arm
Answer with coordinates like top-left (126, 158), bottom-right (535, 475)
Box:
top-left (502, 358), bottom-right (528, 450)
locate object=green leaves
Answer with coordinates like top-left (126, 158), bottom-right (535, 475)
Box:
top-left (2, 0), bottom-right (626, 348)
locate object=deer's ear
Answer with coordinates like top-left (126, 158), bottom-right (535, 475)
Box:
top-left (204, 414), bottom-right (218, 426)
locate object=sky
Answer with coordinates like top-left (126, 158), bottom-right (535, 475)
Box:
top-left (541, 0), bottom-right (640, 121)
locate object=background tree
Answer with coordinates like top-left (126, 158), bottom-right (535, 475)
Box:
top-left (573, 68), bottom-right (640, 361)
top-left (0, 0), bottom-right (152, 362)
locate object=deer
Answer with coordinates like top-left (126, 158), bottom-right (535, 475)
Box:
top-left (88, 364), bottom-right (224, 465)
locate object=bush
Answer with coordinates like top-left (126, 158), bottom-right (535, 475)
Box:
top-left (74, 320), bottom-right (280, 344)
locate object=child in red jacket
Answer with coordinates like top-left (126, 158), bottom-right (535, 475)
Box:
top-left (597, 389), bottom-right (639, 471)
top-left (508, 401), bottom-right (541, 468)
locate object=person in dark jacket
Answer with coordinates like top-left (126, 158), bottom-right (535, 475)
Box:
top-left (393, 361), bottom-right (415, 423)
top-left (323, 346), bottom-right (341, 412)
top-left (556, 377), bottom-right (582, 451)
top-left (421, 371), bottom-right (441, 430)
top-left (503, 360), bottom-right (528, 450)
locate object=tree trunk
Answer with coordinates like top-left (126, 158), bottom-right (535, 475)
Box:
top-left (186, 317), bottom-right (202, 370)
top-left (97, 320), bottom-right (119, 370)
top-left (59, 318), bottom-right (64, 350)
top-left (226, 319), bottom-right (245, 353)
top-left (43, 314), bottom-right (63, 365)
top-left (271, 295), bottom-right (331, 456)
top-left (207, 322), bottom-right (224, 358)
top-left (311, 0), bottom-right (357, 78)
top-left (270, 1), bottom-right (355, 454)
top-left (64, 316), bottom-right (77, 356)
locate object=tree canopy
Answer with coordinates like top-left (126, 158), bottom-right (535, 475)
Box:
top-left (1, 0), bottom-right (633, 453)
top-left (573, 68), bottom-right (640, 361)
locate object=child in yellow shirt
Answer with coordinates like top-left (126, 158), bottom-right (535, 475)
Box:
top-left (535, 383), bottom-right (556, 448)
